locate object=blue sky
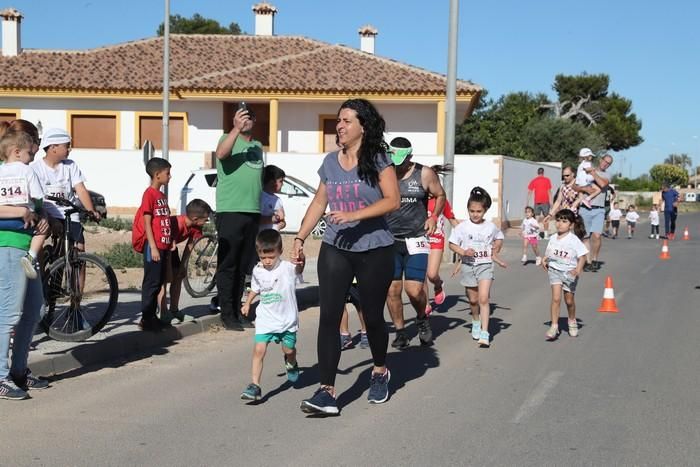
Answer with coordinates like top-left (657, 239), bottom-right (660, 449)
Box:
top-left (7, 0), bottom-right (700, 177)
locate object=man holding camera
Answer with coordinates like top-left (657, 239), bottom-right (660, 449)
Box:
top-left (213, 104), bottom-right (263, 330)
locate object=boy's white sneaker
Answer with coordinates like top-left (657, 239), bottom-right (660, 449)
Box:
top-left (20, 254), bottom-right (38, 280)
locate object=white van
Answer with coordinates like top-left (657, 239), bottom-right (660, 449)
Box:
top-left (684, 192), bottom-right (697, 202)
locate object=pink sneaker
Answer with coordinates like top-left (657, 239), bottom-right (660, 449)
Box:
top-left (425, 304), bottom-right (433, 317)
top-left (434, 286), bottom-right (446, 305)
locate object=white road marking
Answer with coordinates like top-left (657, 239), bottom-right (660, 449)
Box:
top-left (511, 370), bottom-right (564, 424)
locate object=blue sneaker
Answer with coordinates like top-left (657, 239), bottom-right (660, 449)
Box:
top-left (367, 368), bottom-right (391, 404)
top-left (300, 387), bottom-right (339, 415)
top-left (340, 333), bottom-right (354, 350)
top-left (478, 330), bottom-right (490, 348)
top-left (240, 383), bottom-right (261, 401)
top-left (359, 332), bottom-right (369, 349)
top-left (284, 356), bottom-right (299, 383)
top-left (471, 320), bottom-right (481, 340)
top-left (0, 379), bottom-right (28, 400)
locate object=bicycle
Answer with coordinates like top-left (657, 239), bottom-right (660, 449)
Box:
top-left (183, 232), bottom-right (218, 298)
top-left (40, 196), bottom-right (119, 342)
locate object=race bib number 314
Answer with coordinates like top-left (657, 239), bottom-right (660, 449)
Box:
top-left (0, 177), bottom-right (29, 206)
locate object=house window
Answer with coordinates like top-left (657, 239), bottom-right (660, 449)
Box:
top-left (139, 116), bottom-right (185, 150)
top-left (0, 112), bottom-right (18, 123)
top-left (223, 103), bottom-right (269, 149)
top-left (321, 117), bottom-right (340, 152)
top-left (71, 114), bottom-right (117, 149)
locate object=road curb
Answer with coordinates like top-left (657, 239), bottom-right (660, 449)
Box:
top-left (29, 314), bottom-right (225, 377)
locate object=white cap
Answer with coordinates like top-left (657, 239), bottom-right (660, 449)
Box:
top-left (578, 147), bottom-right (594, 158)
top-left (41, 128), bottom-right (71, 148)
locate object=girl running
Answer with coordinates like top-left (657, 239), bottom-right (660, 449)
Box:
top-left (448, 187), bottom-right (506, 348)
top-left (424, 164), bottom-right (459, 314)
top-left (521, 206), bottom-right (541, 265)
top-left (541, 208), bottom-right (588, 340)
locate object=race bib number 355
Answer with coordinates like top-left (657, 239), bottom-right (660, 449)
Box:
top-left (0, 177), bottom-right (29, 206)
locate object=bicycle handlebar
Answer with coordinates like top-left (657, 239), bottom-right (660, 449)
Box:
top-left (45, 195), bottom-right (99, 222)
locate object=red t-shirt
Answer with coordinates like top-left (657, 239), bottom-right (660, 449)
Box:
top-left (131, 187), bottom-right (172, 253)
top-left (427, 198), bottom-right (455, 239)
top-left (528, 176), bottom-right (552, 204)
top-left (171, 215), bottom-right (203, 245)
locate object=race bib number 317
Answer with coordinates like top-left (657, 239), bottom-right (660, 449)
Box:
top-left (0, 177), bottom-right (29, 206)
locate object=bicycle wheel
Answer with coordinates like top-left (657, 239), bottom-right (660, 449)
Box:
top-left (41, 252), bottom-right (119, 342)
top-left (184, 234), bottom-right (218, 298)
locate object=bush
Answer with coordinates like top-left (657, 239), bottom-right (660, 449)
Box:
top-left (98, 243), bottom-right (142, 268)
top-left (85, 217), bottom-right (132, 232)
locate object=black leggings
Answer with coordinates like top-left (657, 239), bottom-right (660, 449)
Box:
top-left (317, 243), bottom-right (393, 386)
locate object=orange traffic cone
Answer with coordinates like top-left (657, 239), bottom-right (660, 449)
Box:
top-left (598, 276), bottom-right (619, 313)
top-left (659, 240), bottom-right (671, 260)
top-left (683, 226), bottom-right (690, 241)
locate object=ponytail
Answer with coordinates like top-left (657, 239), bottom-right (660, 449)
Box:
top-left (468, 186), bottom-right (492, 211)
top-left (431, 163), bottom-right (453, 176)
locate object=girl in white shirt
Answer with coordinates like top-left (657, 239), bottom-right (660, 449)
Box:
top-left (625, 205), bottom-right (640, 239)
top-left (448, 187), bottom-right (506, 348)
top-left (648, 204), bottom-right (660, 239)
top-left (521, 206), bottom-right (541, 265)
top-left (542, 209), bottom-right (588, 340)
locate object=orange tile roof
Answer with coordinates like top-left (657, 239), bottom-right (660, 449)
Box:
top-left (0, 34), bottom-right (481, 96)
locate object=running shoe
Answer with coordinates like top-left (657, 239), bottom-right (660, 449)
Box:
top-left (591, 261), bottom-right (601, 272)
top-left (434, 283), bottom-right (446, 305)
top-left (471, 320), bottom-right (481, 340)
top-left (583, 263), bottom-right (593, 272)
top-left (208, 296), bottom-right (221, 314)
top-left (417, 317), bottom-right (433, 346)
top-left (0, 379), bottom-right (27, 400)
top-left (240, 383), bottom-right (262, 401)
top-left (284, 356), bottom-right (300, 383)
top-left (545, 326), bottom-right (560, 341)
top-left (300, 387), bottom-right (339, 415)
top-left (12, 369), bottom-right (49, 391)
top-left (391, 331), bottom-right (410, 350)
top-left (359, 332), bottom-right (369, 349)
top-left (340, 333), bottom-right (354, 350)
top-left (171, 308), bottom-right (186, 323)
top-left (20, 253), bottom-right (38, 280)
top-left (535, 256), bottom-right (542, 266)
top-left (425, 304), bottom-right (433, 317)
top-left (478, 330), bottom-right (490, 348)
top-left (568, 320), bottom-right (579, 337)
top-left (367, 369), bottom-right (391, 404)
top-left (521, 254), bottom-right (528, 264)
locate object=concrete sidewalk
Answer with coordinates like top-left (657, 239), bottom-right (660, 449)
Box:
top-left (27, 258), bottom-right (320, 377)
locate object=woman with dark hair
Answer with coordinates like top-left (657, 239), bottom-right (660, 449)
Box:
top-left (292, 98), bottom-right (400, 415)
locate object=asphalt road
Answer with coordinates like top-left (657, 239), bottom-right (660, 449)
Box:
top-left (2, 213), bottom-right (699, 466)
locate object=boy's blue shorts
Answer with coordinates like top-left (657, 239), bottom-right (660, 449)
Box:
top-left (255, 330), bottom-right (297, 349)
top-left (0, 218), bottom-right (33, 235)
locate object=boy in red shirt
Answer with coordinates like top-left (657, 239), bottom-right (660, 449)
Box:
top-left (132, 158), bottom-right (172, 332)
top-left (159, 199), bottom-right (212, 323)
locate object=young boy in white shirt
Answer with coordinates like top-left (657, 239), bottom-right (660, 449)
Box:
top-left (575, 148), bottom-right (602, 209)
top-left (608, 202), bottom-right (623, 239)
top-left (240, 229), bottom-right (304, 401)
top-left (625, 205), bottom-right (640, 239)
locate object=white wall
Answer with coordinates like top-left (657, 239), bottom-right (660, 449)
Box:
top-left (501, 157), bottom-right (562, 226)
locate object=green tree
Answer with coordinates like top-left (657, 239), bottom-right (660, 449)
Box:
top-left (157, 14), bottom-right (243, 36)
top-left (520, 118), bottom-right (606, 168)
top-left (649, 164), bottom-right (689, 187)
top-left (551, 73), bottom-right (643, 151)
top-left (663, 153), bottom-right (693, 172)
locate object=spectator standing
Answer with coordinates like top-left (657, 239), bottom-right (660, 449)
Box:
top-left (527, 167), bottom-right (553, 238)
top-left (574, 154), bottom-right (613, 272)
top-left (660, 183), bottom-right (680, 239)
top-left (213, 105), bottom-right (264, 330)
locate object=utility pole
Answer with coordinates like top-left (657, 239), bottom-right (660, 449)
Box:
top-left (444, 0), bottom-right (459, 236)
top-left (162, 0), bottom-right (170, 197)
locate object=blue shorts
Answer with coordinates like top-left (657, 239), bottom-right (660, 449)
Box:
top-left (578, 206), bottom-right (605, 236)
top-left (392, 240), bottom-right (428, 282)
top-left (0, 218), bottom-right (33, 235)
top-left (255, 330), bottom-right (297, 349)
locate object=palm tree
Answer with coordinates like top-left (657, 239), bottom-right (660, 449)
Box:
top-left (664, 153), bottom-right (693, 172)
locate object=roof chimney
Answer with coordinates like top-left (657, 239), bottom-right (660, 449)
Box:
top-left (1, 8), bottom-right (22, 57)
top-left (358, 25), bottom-right (378, 54)
top-left (252, 3), bottom-right (277, 36)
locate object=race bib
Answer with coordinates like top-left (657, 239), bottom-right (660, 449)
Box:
top-left (406, 235), bottom-right (430, 255)
top-left (0, 177), bottom-right (29, 206)
top-left (46, 183), bottom-right (70, 200)
top-left (468, 241), bottom-right (491, 264)
top-left (546, 246), bottom-right (575, 268)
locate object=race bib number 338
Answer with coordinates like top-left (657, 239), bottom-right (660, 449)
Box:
top-left (0, 177), bottom-right (29, 206)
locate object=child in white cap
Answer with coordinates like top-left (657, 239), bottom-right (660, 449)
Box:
top-left (574, 148), bottom-right (601, 209)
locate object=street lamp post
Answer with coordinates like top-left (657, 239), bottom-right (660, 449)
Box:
top-left (162, 0), bottom-right (170, 198)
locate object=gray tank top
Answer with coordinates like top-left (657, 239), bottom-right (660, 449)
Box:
top-left (386, 163), bottom-right (428, 238)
